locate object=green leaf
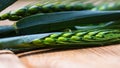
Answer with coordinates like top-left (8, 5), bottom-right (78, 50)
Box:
top-left (75, 21), bottom-right (120, 30)
top-left (1, 11), bottom-right (120, 38)
top-left (0, 26), bottom-right (16, 38)
top-left (102, 21), bottom-right (120, 29)
top-left (0, 0), bottom-right (17, 12)
top-left (1, 10), bottom-right (120, 38)
top-left (15, 10), bottom-right (120, 35)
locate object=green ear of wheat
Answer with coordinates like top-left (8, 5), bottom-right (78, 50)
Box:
top-left (0, 1), bottom-right (94, 21)
top-left (92, 2), bottom-right (120, 11)
top-left (30, 29), bottom-right (120, 46)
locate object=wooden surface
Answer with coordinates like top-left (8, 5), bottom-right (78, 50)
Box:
top-left (0, 0), bottom-right (120, 68)
top-left (0, 50), bottom-right (26, 68)
top-left (17, 44), bottom-right (120, 68)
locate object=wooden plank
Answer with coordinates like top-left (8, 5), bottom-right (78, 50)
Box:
top-left (18, 44), bottom-right (120, 68)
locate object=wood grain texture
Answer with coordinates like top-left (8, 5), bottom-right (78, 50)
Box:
top-left (18, 44), bottom-right (120, 68)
